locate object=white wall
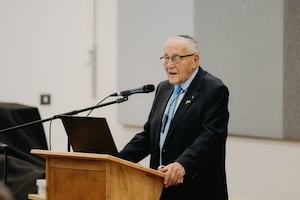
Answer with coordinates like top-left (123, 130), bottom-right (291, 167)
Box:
top-left (227, 136), bottom-right (300, 200)
top-left (0, 1), bottom-right (300, 200)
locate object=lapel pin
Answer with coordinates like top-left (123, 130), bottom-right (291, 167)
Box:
top-left (185, 95), bottom-right (195, 105)
top-left (185, 99), bottom-right (191, 104)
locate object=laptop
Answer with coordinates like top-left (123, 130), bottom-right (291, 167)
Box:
top-left (60, 115), bottom-right (118, 156)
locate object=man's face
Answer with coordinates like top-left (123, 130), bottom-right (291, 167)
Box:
top-left (163, 38), bottom-right (199, 85)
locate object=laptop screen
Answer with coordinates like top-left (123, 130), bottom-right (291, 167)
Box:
top-left (60, 115), bottom-right (118, 156)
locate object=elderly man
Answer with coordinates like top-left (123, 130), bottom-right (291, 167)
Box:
top-left (119, 35), bottom-right (229, 200)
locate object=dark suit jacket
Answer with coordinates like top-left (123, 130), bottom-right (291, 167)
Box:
top-left (119, 67), bottom-right (229, 200)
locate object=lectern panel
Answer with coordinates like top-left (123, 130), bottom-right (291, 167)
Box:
top-left (31, 150), bottom-right (164, 200)
top-left (48, 168), bottom-right (106, 200)
top-left (108, 162), bottom-right (163, 200)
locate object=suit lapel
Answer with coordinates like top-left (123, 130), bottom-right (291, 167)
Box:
top-left (164, 68), bottom-right (206, 144)
top-left (153, 84), bottom-right (173, 149)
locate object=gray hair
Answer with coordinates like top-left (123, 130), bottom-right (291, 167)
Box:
top-left (176, 35), bottom-right (200, 54)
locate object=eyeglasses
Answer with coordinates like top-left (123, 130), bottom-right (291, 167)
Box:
top-left (159, 54), bottom-right (194, 64)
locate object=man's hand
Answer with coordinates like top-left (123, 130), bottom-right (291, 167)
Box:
top-left (158, 162), bottom-right (185, 188)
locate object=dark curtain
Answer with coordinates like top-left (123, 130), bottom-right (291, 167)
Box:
top-left (0, 102), bottom-right (48, 200)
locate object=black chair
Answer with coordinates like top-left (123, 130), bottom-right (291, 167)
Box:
top-left (0, 102), bottom-right (48, 200)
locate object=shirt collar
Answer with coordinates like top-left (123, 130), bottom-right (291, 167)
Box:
top-left (178, 67), bottom-right (199, 92)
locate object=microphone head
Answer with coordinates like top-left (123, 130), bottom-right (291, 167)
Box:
top-left (143, 84), bottom-right (155, 93)
top-left (110, 84), bottom-right (155, 97)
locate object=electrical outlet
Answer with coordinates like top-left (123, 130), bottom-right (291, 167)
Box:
top-left (40, 94), bottom-right (51, 105)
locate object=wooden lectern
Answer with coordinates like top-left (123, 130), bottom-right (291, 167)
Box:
top-left (31, 149), bottom-right (164, 200)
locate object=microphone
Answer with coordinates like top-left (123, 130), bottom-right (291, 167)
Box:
top-left (110, 84), bottom-right (155, 97)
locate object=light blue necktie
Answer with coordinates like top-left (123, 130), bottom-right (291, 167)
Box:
top-left (159, 85), bottom-right (182, 165)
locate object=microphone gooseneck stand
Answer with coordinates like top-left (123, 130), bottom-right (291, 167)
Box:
top-left (0, 96), bottom-right (128, 135)
top-left (0, 143), bottom-right (8, 185)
